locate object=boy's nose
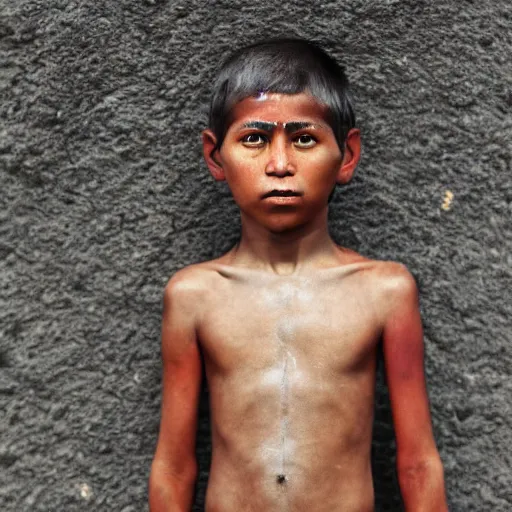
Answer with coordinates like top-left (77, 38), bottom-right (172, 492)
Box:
top-left (265, 139), bottom-right (295, 177)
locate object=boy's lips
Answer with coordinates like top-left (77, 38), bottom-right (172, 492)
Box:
top-left (261, 189), bottom-right (303, 199)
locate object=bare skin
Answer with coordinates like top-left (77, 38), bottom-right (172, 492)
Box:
top-left (149, 93), bottom-right (447, 511)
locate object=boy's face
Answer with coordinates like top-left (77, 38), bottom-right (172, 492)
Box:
top-left (203, 93), bottom-right (360, 233)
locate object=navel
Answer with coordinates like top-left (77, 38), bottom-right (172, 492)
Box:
top-left (276, 474), bottom-right (287, 484)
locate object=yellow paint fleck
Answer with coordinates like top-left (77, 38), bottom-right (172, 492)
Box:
top-left (441, 190), bottom-right (454, 211)
top-left (79, 483), bottom-right (91, 499)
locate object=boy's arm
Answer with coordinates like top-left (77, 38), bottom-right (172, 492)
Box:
top-left (149, 273), bottom-right (203, 512)
top-left (381, 266), bottom-right (448, 512)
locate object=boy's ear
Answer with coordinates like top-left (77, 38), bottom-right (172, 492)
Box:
top-left (336, 128), bottom-right (361, 185)
top-left (202, 129), bottom-right (225, 181)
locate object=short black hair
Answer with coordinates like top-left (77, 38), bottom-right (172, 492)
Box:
top-left (208, 38), bottom-right (356, 151)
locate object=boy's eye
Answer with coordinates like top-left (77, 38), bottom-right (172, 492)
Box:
top-left (294, 134), bottom-right (316, 148)
top-left (242, 133), bottom-right (267, 147)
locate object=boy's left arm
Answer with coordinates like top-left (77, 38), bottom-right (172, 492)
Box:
top-left (381, 267), bottom-right (448, 512)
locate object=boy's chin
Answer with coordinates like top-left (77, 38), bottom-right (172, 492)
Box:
top-left (256, 215), bottom-right (316, 235)
top-left (240, 204), bottom-right (330, 235)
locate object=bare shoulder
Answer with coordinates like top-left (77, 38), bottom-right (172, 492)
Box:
top-left (363, 260), bottom-right (420, 324)
top-left (370, 260), bottom-right (417, 294)
top-left (338, 248), bottom-right (416, 288)
top-left (337, 248), bottom-right (418, 316)
top-left (165, 263), bottom-right (212, 294)
top-left (379, 262), bottom-right (418, 309)
top-left (163, 261), bottom-right (223, 313)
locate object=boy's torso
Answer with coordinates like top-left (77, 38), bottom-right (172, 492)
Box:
top-left (187, 252), bottom-right (396, 512)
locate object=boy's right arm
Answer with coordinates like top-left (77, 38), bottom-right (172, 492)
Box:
top-left (149, 273), bottom-right (203, 512)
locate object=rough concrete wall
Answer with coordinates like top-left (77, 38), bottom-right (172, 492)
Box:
top-left (1, 0), bottom-right (511, 510)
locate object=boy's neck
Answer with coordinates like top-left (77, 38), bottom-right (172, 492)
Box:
top-left (230, 209), bottom-right (340, 276)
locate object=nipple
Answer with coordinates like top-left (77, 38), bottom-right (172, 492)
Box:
top-left (276, 474), bottom-right (287, 484)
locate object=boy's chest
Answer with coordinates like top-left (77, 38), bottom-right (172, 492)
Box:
top-left (198, 275), bottom-right (382, 374)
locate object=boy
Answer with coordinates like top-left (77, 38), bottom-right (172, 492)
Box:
top-left (149, 39), bottom-right (448, 511)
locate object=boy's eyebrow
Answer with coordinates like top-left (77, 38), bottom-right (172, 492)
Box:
top-left (283, 121), bottom-right (319, 133)
top-left (240, 121), bottom-right (323, 132)
top-left (241, 121), bottom-right (278, 131)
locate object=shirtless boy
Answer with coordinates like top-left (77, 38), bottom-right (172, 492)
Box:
top-left (149, 39), bottom-right (448, 511)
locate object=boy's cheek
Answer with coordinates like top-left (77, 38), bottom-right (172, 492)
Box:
top-left (222, 156), bottom-right (260, 181)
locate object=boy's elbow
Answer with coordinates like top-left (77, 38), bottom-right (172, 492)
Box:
top-left (398, 454), bottom-right (444, 482)
top-left (149, 459), bottom-right (198, 512)
top-left (397, 455), bottom-right (448, 511)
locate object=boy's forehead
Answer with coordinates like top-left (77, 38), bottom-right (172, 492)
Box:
top-left (228, 92), bottom-right (330, 128)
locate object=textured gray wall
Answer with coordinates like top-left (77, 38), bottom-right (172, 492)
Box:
top-left (1, 0), bottom-right (511, 510)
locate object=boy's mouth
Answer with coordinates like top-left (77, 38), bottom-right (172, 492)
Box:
top-left (262, 189), bottom-right (302, 199)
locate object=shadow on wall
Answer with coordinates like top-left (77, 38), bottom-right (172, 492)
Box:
top-left (372, 349), bottom-right (404, 512)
